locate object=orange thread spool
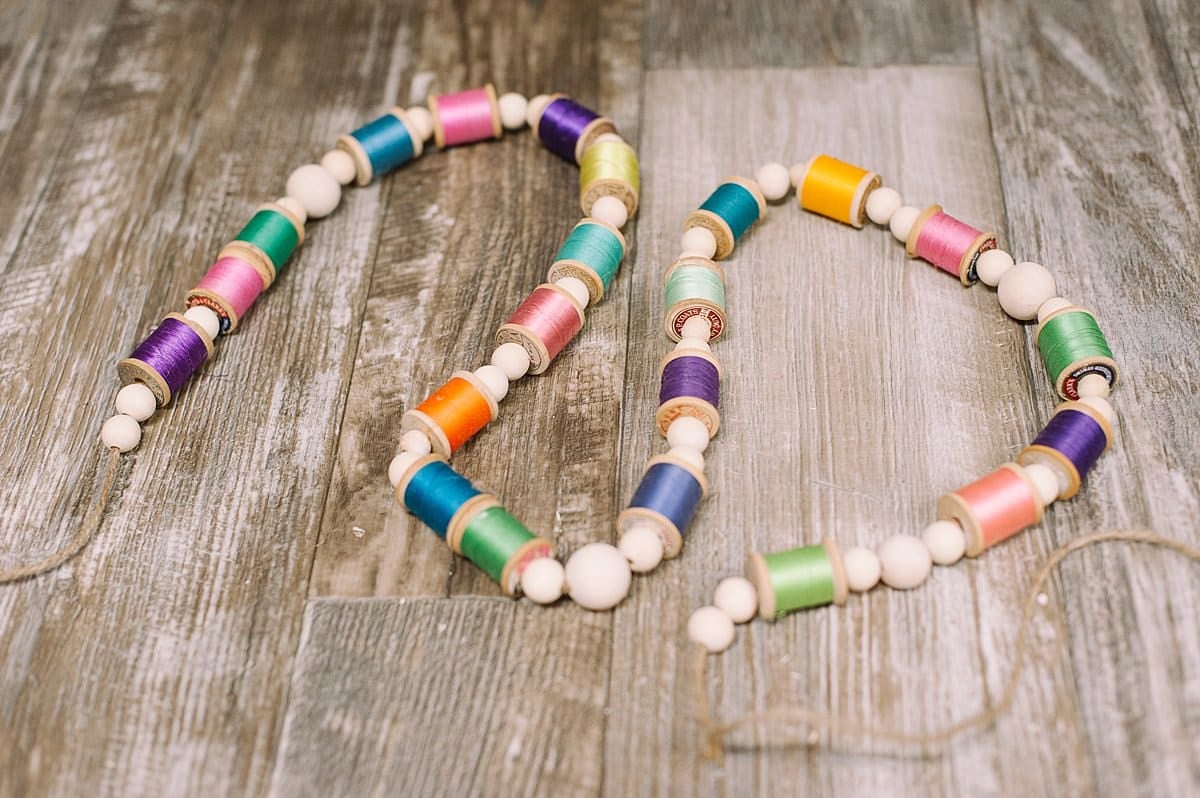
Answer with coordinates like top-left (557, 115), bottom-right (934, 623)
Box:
top-left (797, 154), bottom-right (881, 228)
top-left (400, 371), bottom-right (498, 457)
top-left (937, 463), bottom-right (1044, 556)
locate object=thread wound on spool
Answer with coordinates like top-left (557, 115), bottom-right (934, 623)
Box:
top-left (747, 538), bottom-right (848, 620)
top-left (546, 219), bottom-right (627, 304)
top-left (221, 204), bottom-right (304, 279)
top-left (621, 456), bottom-right (708, 558)
top-left (1018, 402), bottom-right (1113, 499)
top-left (455, 503), bottom-right (551, 594)
top-left (938, 463), bottom-right (1043, 556)
top-left (118, 313), bottom-right (214, 406)
top-left (429, 85), bottom-right (502, 148)
top-left (186, 256), bottom-right (267, 331)
top-left (579, 139), bottom-right (639, 216)
top-left (1035, 307), bottom-right (1118, 400)
top-left (662, 257), bottom-right (728, 342)
top-left (496, 284), bottom-right (585, 374)
top-left (797, 155), bottom-right (881, 228)
top-left (339, 109), bottom-right (420, 185)
top-left (910, 210), bottom-right (996, 285)
top-left (685, 179), bottom-right (766, 259)
top-left (536, 96), bottom-right (617, 163)
top-left (402, 371), bottom-right (498, 457)
top-left (656, 351), bottom-right (721, 436)
top-left (401, 457), bottom-right (482, 540)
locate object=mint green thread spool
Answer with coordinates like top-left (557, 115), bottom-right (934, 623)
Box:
top-left (449, 498), bottom-right (554, 596)
top-left (663, 256), bottom-right (728, 342)
top-left (218, 202), bottom-right (305, 285)
top-left (546, 218), bottom-right (627, 305)
top-left (746, 539), bottom-right (848, 620)
top-left (1036, 306), bottom-right (1117, 400)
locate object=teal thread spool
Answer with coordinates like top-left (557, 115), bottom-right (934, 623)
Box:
top-left (337, 108), bottom-right (423, 186)
top-left (218, 202), bottom-right (305, 285)
top-left (396, 456), bottom-right (482, 541)
top-left (450, 498), bottom-right (554, 595)
top-left (662, 256), bottom-right (728, 342)
top-left (546, 218), bottom-right (627, 304)
top-left (746, 539), bottom-right (848, 619)
top-left (683, 178), bottom-right (766, 260)
top-left (1036, 306), bottom-right (1117, 400)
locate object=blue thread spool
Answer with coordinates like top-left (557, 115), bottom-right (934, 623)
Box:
top-left (337, 108), bottom-right (424, 186)
top-left (617, 454), bottom-right (709, 559)
top-left (395, 455), bottom-right (486, 541)
top-left (546, 218), bottom-right (627, 305)
top-left (683, 178), bottom-right (766, 260)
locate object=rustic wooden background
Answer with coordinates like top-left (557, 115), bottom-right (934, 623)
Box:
top-left (2, 0), bottom-right (1198, 795)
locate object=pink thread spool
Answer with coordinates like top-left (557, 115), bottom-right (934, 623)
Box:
top-left (495, 283), bottom-right (585, 375)
top-left (906, 204), bottom-right (997, 285)
top-left (937, 463), bottom-right (1044, 556)
top-left (428, 84), bottom-right (502, 148)
top-left (185, 256), bottom-right (269, 332)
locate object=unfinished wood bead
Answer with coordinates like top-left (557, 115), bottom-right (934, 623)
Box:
top-left (286, 164), bottom-right (341, 219)
top-left (101, 414), bottom-right (141, 452)
top-left (565, 542), bottom-right (632, 610)
top-left (618, 523), bottom-right (665, 572)
top-left (842, 546), bottom-right (881, 592)
top-left (998, 261), bottom-right (1057, 320)
top-left (498, 92), bottom-right (528, 130)
top-left (713, 577), bottom-right (757, 623)
top-left (922, 520), bottom-right (966, 566)
top-left (877, 534), bottom-right (932, 589)
top-left (865, 186), bottom-right (902, 225)
top-left (115, 383), bottom-right (157, 422)
top-left (976, 248), bottom-right (1015, 286)
top-left (687, 606), bottom-right (735, 653)
top-left (521, 557), bottom-right (565, 604)
top-left (755, 162), bottom-right (791, 202)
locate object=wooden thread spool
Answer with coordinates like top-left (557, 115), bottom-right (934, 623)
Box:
top-left (531, 94), bottom-right (618, 164)
top-left (337, 107), bottom-right (423, 186)
top-left (655, 349), bottom-right (721, 437)
top-left (495, 283), bottom-right (586, 375)
top-left (400, 371), bottom-right (499, 458)
top-left (662, 256), bottom-right (728, 342)
top-left (545, 218), bottom-right (627, 305)
top-left (447, 495), bottom-right (554, 595)
top-left (905, 206), bottom-right (997, 285)
top-left (1018, 401), bottom-right (1114, 500)
top-left (428, 84), bottom-right (502, 148)
top-left (683, 177), bottom-right (766, 259)
top-left (579, 137), bottom-right (639, 218)
top-left (937, 463), bottom-right (1045, 556)
top-left (1036, 305), bottom-right (1118, 400)
top-left (794, 154), bottom-right (881, 228)
top-left (185, 255), bottom-right (270, 333)
top-left (617, 454), bottom-right (709, 559)
top-left (117, 312), bottom-right (215, 406)
top-left (394, 455), bottom-right (480, 541)
top-left (746, 538), bottom-right (848, 620)
top-left (217, 202), bottom-right (305, 284)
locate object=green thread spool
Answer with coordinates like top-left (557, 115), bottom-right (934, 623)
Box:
top-left (580, 139), bottom-right (640, 217)
top-left (683, 178), bottom-right (766, 259)
top-left (662, 257), bottom-right (728, 342)
top-left (451, 500), bottom-right (554, 595)
top-left (219, 203), bottom-right (305, 282)
top-left (1036, 307), bottom-right (1117, 400)
top-left (546, 219), bottom-right (627, 304)
top-left (746, 539), bottom-right (848, 620)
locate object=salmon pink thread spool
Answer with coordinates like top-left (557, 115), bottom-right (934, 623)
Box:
top-left (937, 463), bottom-right (1044, 556)
top-left (185, 256), bottom-right (268, 332)
top-left (905, 205), bottom-right (997, 285)
top-left (428, 85), bottom-right (502, 148)
top-left (495, 283), bottom-right (585, 374)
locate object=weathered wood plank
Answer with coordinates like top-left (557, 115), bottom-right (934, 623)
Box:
top-left (644, 0), bottom-right (977, 69)
top-left (269, 597), bottom-right (611, 798)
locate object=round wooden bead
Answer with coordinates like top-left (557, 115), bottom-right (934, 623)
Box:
top-left (521, 556), bottom-right (565, 604)
top-left (713, 576), bottom-right (758, 623)
top-left (473, 364), bottom-right (510, 402)
top-left (183, 305), bottom-right (221, 340)
top-left (1036, 296), bottom-right (1073, 323)
top-left (842, 546), bottom-right (881, 592)
top-left (399, 429), bottom-right (432, 455)
top-left (525, 94), bottom-right (553, 128)
top-left (590, 195), bottom-right (628, 229)
top-left (1079, 395), bottom-right (1116, 427)
top-left (755, 162), bottom-right (791, 202)
top-left (115, 383), bottom-right (157, 422)
top-left (554, 275), bottom-right (591, 308)
top-left (666, 415), bottom-right (711, 452)
top-left (286, 164), bottom-right (341, 219)
top-left (1023, 462), bottom-right (1062, 506)
top-left (565, 542), bottom-right (632, 610)
top-left (320, 149), bottom-right (358, 185)
top-left (680, 226), bottom-right (717, 259)
top-left (491, 342), bottom-right (531, 380)
top-left (865, 186), bottom-right (902, 225)
top-left (1076, 372), bottom-right (1111, 399)
top-left (922, 520), bottom-right (966, 566)
top-left (276, 196), bottom-right (307, 224)
top-left (618, 523), bottom-right (665, 573)
top-left (975, 248), bottom-right (1015, 286)
top-left (877, 534), bottom-right (933, 589)
top-left (498, 92), bottom-right (528, 130)
top-left (679, 316), bottom-right (712, 341)
top-left (889, 205), bottom-right (921, 242)
top-left (997, 261), bottom-right (1057, 320)
top-left (687, 606), bottom-right (735, 653)
top-left (100, 414), bottom-right (141, 452)
top-left (405, 106), bottom-right (434, 142)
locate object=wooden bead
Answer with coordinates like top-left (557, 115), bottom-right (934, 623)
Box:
top-left (565, 542), bottom-right (632, 611)
top-left (666, 415), bottom-right (711, 452)
top-left (1036, 296), bottom-right (1073, 323)
top-left (975, 248), bottom-right (1015, 286)
top-left (679, 316), bottom-right (712, 341)
top-left (1023, 463), bottom-right (1062, 506)
top-left (405, 106), bottom-right (434, 142)
top-left (491, 342), bottom-right (531, 380)
top-left (590, 195), bottom-right (628, 228)
top-left (1076, 372), bottom-right (1111, 399)
top-left (713, 576), bottom-right (758, 623)
top-left (520, 557), bottom-right (565, 604)
top-left (276, 196), bottom-right (307, 224)
top-left (673, 337), bottom-right (711, 354)
top-left (388, 451), bottom-right (423, 487)
top-left (183, 305), bottom-right (221, 340)
top-left (525, 94), bottom-right (553, 128)
top-left (877, 534), bottom-right (933, 589)
top-left (997, 261), bottom-right (1057, 320)
top-left (473, 364), bottom-right (509, 401)
top-left (398, 429), bottom-right (432, 455)
top-left (842, 546), bottom-right (881, 592)
top-left (286, 164), bottom-right (341, 219)
top-left (554, 275), bottom-right (591, 308)
top-left (100, 414), bottom-right (141, 452)
top-left (889, 205), bottom-right (920, 242)
top-left (680, 226), bottom-right (717, 259)
top-left (666, 445), bottom-right (704, 472)
top-left (320, 149), bottom-right (357, 185)
top-left (618, 523), bottom-right (665, 573)
top-left (687, 606), bottom-right (735, 653)
top-left (1078, 395), bottom-right (1116, 426)
top-left (865, 186), bottom-right (902, 225)
top-left (755, 162), bottom-right (791, 202)
top-left (497, 92), bottom-right (528, 130)
top-left (115, 383), bottom-right (156, 422)
top-left (922, 520), bottom-right (966, 566)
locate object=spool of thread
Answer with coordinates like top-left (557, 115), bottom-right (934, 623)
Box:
top-left (794, 154), bottom-right (881, 228)
top-left (218, 202), bottom-right (305, 283)
top-left (617, 454), bottom-right (709, 559)
top-left (1018, 401), bottom-right (1113, 499)
top-left (449, 499), bottom-right (554, 595)
top-left (401, 371), bottom-right (499, 458)
top-left (428, 85), bottom-right (502, 148)
top-left (662, 256), bottom-right (728, 342)
top-left (579, 138), bottom-right (639, 218)
top-left (185, 256), bottom-right (269, 332)
top-left (1036, 306), bottom-right (1118, 400)
top-left (683, 178), bottom-right (766, 260)
top-left (117, 312), bottom-right (214, 406)
top-left (906, 207), bottom-right (996, 285)
top-left (655, 350), bottom-right (721, 437)
top-left (495, 283), bottom-right (585, 375)
top-left (746, 539), bottom-right (848, 620)
top-left (532, 95), bottom-right (618, 164)
top-left (395, 455), bottom-right (483, 541)
top-left (337, 108), bottom-right (423, 186)
top-left (938, 463), bottom-right (1044, 556)
top-left (545, 218), bottom-right (627, 305)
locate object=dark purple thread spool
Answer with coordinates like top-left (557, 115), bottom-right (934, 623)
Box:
top-left (537, 97), bottom-right (610, 163)
top-left (125, 316), bottom-right (211, 403)
top-left (659, 354), bottom-right (720, 407)
top-left (1019, 404), bottom-right (1111, 499)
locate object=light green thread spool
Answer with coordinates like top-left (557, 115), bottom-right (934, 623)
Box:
top-left (747, 539), bottom-right (847, 619)
top-left (663, 260), bottom-right (728, 341)
top-left (1036, 308), bottom-right (1117, 400)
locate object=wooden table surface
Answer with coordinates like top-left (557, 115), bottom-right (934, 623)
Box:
top-left (2, 1), bottom-right (1198, 795)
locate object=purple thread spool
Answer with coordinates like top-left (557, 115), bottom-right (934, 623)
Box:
top-left (655, 350), bottom-right (722, 437)
top-left (1018, 402), bottom-right (1113, 499)
top-left (117, 313), bottom-right (213, 406)
top-left (534, 96), bottom-right (617, 164)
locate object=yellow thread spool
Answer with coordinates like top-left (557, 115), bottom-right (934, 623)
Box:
top-left (579, 138), bottom-right (640, 218)
top-left (796, 154), bottom-right (881, 228)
